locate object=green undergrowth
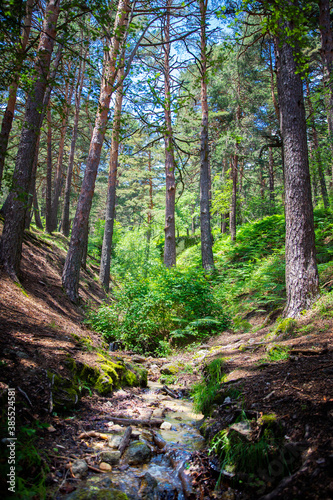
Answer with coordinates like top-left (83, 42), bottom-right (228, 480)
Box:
top-left (87, 208), bottom-right (333, 354)
top-left (87, 267), bottom-right (230, 355)
top-left (209, 408), bottom-right (297, 493)
top-left (191, 358), bottom-right (226, 415)
top-left (179, 209), bottom-right (333, 322)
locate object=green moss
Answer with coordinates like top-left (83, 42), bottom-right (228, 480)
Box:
top-left (123, 370), bottom-right (137, 387)
top-left (258, 413), bottom-right (277, 427)
top-left (126, 363), bottom-right (148, 387)
top-left (273, 318), bottom-right (297, 338)
top-left (94, 374), bottom-right (114, 395)
top-left (64, 354), bottom-right (146, 398)
top-left (48, 371), bottom-right (79, 411)
top-left (67, 486), bottom-right (128, 500)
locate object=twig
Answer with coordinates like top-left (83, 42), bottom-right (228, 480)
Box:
top-left (17, 386), bottom-right (32, 407)
top-left (88, 464), bottom-right (104, 473)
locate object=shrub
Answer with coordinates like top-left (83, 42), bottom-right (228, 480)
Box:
top-left (87, 267), bottom-right (230, 354)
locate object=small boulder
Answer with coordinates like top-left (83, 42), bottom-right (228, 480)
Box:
top-left (132, 354), bottom-right (146, 363)
top-left (124, 441), bottom-right (151, 465)
top-left (139, 472), bottom-right (158, 499)
top-left (99, 450), bottom-right (121, 465)
top-left (71, 459), bottom-right (88, 477)
top-left (108, 434), bottom-right (123, 449)
top-left (160, 363), bottom-right (179, 375)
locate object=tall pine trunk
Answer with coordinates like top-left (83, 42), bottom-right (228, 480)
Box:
top-left (62, 51), bottom-right (87, 237)
top-left (0, 0), bottom-right (61, 279)
top-left (274, 30), bottom-right (319, 317)
top-left (306, 80), bottom-right (329, 207)
top-left (45, 105), bottom-right (53, 232)
top-left (268, 146), bottom-right (275, 212)
top-left (318, 0), bottom-right (333, 183)
top-left (62, 0), bottom-right (130, 302)
top-left (99, 66), bottom-right (125, 291)
top-left (230, 154), bottom-right (237, 241)
top-left (49, 76), bottom-right (74, 232)
top-left (163, 0), bottom-right (176, 268)
top-left (0, 0), bottom-right (34, 190)
top-left (199, 0), bottom-right (214, 270)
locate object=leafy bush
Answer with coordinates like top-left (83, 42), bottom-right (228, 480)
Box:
top-left (87, 267), bottom-right (230, 354)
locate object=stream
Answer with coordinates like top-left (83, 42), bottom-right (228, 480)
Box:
top-left (64, 381), bottom-right (205, 500)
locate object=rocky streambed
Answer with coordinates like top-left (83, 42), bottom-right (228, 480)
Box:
top-left (51, 380), bottom-right (205, 500)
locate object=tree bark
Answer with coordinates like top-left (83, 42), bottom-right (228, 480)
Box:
top-left (99, 66), bottom-right (125, 291)
top-left (62, 0), bottom-right (131, 302)
top-left (24, 134), bottom-right (40, 230)
top-left (0, 0), bottom-right (34, 190)
top-left (45, 105), bottom-right (53, 232)
top-left (230, 153), bottom-right (237, 242)
top-left (33, 189), bottom-right (44, 229)
top-left (274, 30), bottom-right (319, 317)
top-left (306, 80), bottom-right (329, 207)
top-left (163, 0), bottom-right (176, 268)
top-left (62, 51), bottom-right (87, 237)
top-left (318, 0), bottom-right (333, 183)
top-left (268, 146), bottom-right (275, 212)
top-left (49, 75), bottom-right (74, 232)
top-left (199, 0), bottom-right (214, 270)
top-left (0, 0), bottom-right (61, 279)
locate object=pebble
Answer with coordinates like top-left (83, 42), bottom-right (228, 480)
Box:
top-left (160, 421), bottom-right (172, 430)
top-left (99, 462), bottom-right (112, 471)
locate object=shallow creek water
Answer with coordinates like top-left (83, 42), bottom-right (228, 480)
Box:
top-left (79, 382), bottom-right (205, 499)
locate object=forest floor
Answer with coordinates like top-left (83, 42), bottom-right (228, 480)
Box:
top-left (0, 227), bottom-right (332, 499)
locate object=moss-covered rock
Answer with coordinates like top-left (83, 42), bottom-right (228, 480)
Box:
top-left (126, 363), bottom-right (148, 387)
top-left (64, 354), bottom-right (148, 397)
top-left (67, 486), bottom-right (128, 500)
top-left (124, 441), bottom-right (151, 465)
top-left (48, 371), bottom-right (79, 411)
top-left (160, 363), bottom-right (179, 375)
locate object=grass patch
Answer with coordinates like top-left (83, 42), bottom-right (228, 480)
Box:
top-left (191, 358), bottom-right (226, 415)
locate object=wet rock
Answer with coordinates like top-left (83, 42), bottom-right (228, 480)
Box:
top-left (99, 450), bottom-right (121, 465)
top-left (16, 350), bottom-right (30, 359)
top-left (138, 472), bottom-right (158, 499)
top-left (140, 430), bottom-right (154, 442)
top-left (87, 476), bottom-right (113, 488)
top-left (67, 485), bottom-right (128, 499)
top-left (124, 441), bottom-right (151, 465)
top-left (160, 421), bottom-right (172, 431)
top-left (152, 408), bottom-right (165, 418)
top-left (160, 363), bottom-right (179, 375)
top-left (71, 459), bottom-right (88, 477)
top-left (132, 355), bottom-right (146, 363)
